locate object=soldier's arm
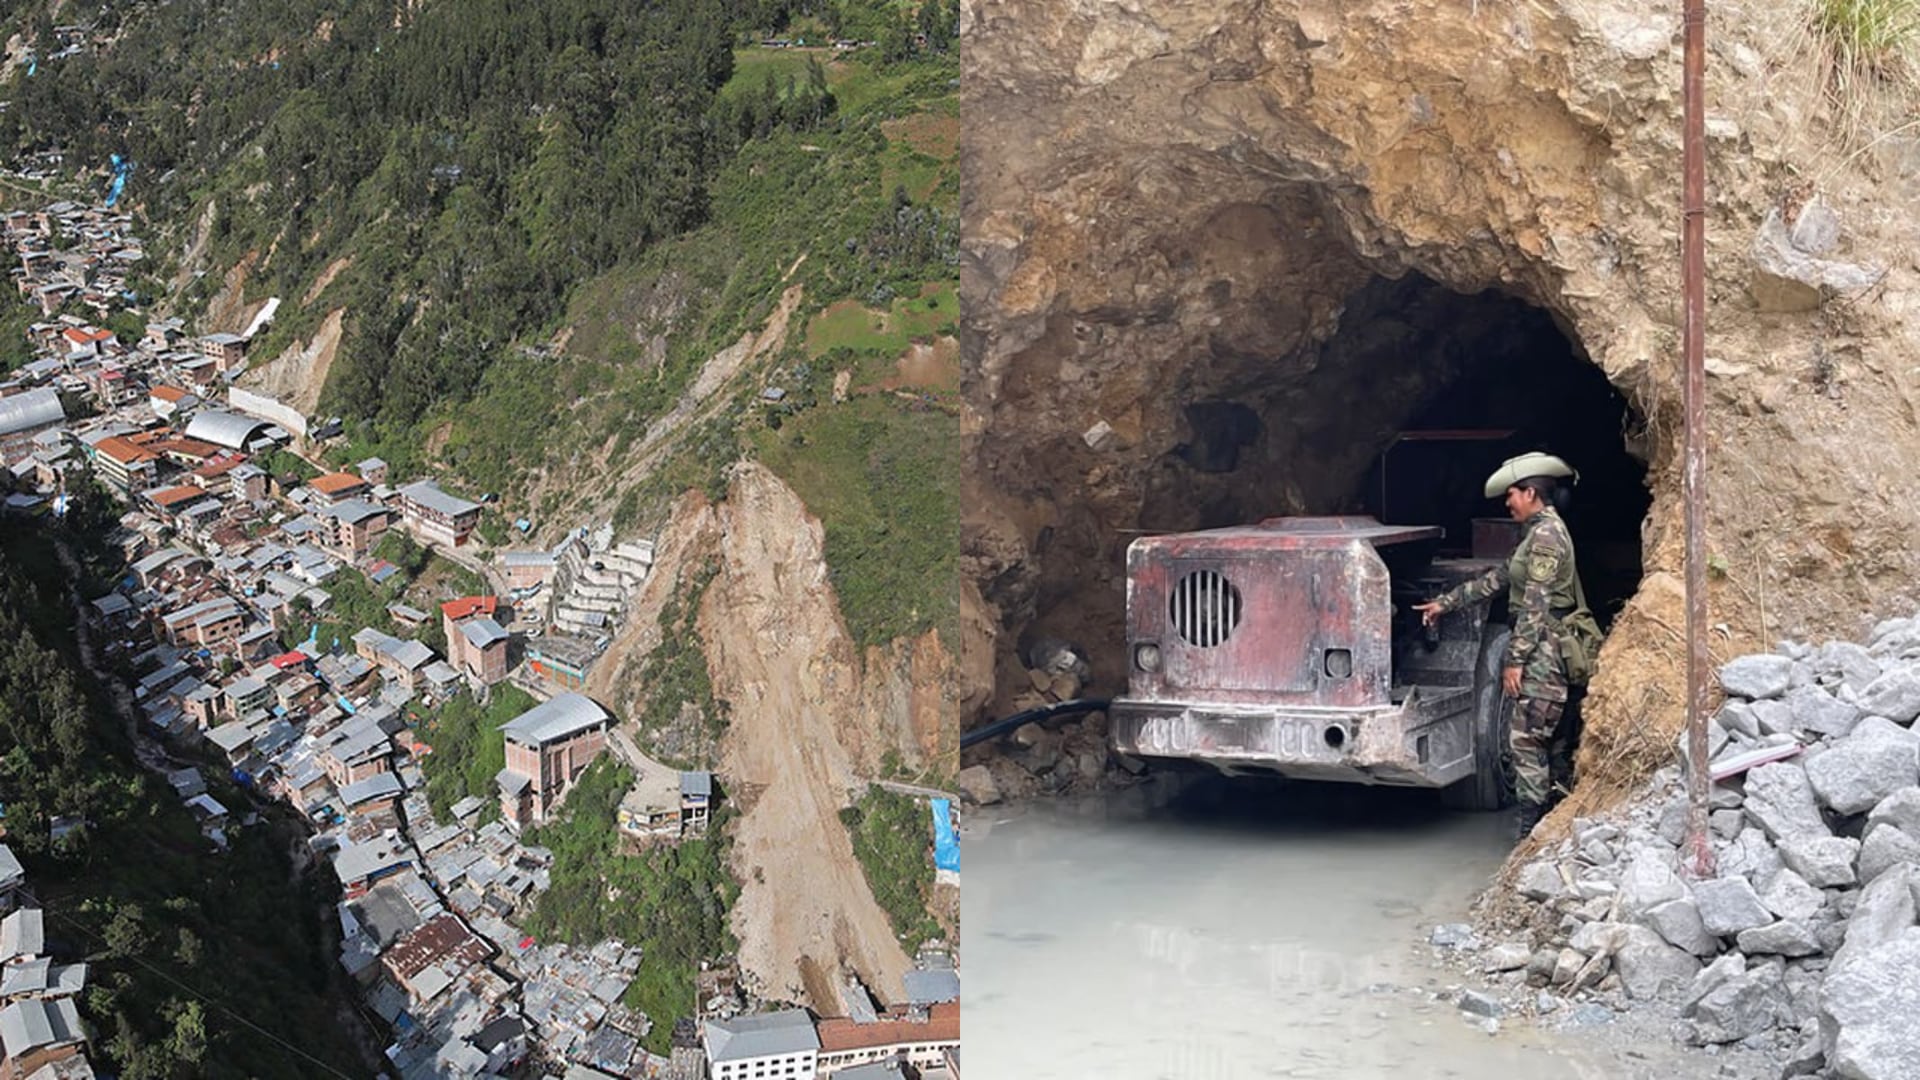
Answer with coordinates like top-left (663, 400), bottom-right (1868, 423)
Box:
top-left (1434, 563), bottom-right (1508, 613)
top-left (1507, 537), bottom-right (1565, 668)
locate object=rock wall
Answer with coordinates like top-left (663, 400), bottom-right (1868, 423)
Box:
top-left (960, 0), bottom-right (1920, 791)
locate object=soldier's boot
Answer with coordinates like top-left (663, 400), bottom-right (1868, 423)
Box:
top-left (1513, 801), bottom-right (1547, 842)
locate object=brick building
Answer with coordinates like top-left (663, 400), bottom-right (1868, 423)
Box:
top-left (496, 693), bottom-right (609, 829)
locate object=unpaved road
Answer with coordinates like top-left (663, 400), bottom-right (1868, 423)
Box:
top-left (962, 775), bottom-right (1765, 1080)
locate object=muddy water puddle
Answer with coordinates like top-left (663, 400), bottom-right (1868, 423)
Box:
top-left (961, 775), bottom-right (1743, 1079)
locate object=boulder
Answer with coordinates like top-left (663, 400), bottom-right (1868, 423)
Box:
top-left (1744, 763), bottom-right (1831, 842)
top-left (1856, 714), bottom-right (1920, 749)
top-left (1483, 942), bottom-right (1533, 973)
top-left (1551, 948), bottom-right (1588, 987)
top-left (1778, 834), bottom-right (1861, 888)
top-left (1695, 876), bottom-right (1776, 935)
top-left (1805, 734), bottom-right (1920, 815)
top-left (1819, 640), bottom-right (1884, 696)
top-left (1685, 957), bottom-right (1790, 1043)
top-left (1717, 701), bottom-right (1761, 739)
top-left (1614, 924), bottom-right (1702, 1002)
top-left (1785, 684), bottom-right (1862, 739)
top-left (1857, 666), bottom-right (1920, 724)
top-left (1762, 868), bottom-right (1828, 922)
top-left (1857, 824), bottom-right (1920, 886)
top-left (954, 764), bottom-right (1002, 805)
top-left (1457, 989), bottom-right (1505, 1018)
top-left (1820, 926), bottom-right (1920, 1080)
top-left (1645, 896), bottom-right (1719, 956)
top-left (1749, 206), bottom-right (1884, 313)
top-left (1710, 808), bottom-right (1745, 839)
top-left (1832, 865), bottom-right (1917, 973)
top-left (1868, 787), bottom-right (1920, 837)
top-left (1753, 700), bottom-right (1797, 738)
top-left (1718, 826), bottom-right (1786, 888)
top-left (1734, 919), bottom-right (1823, 958)
top-left (1515, 859), bottom-right (1569, 902)
top-left (1720, 654), bottom-right (1795, 700)
top-left (1570, 920), bottom-right (1631, 956)
top-left (1617, 847), bottom-right (1689, 919)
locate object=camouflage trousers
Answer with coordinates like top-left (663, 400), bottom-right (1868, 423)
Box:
top-left (1511, 696), bottom-right (1565, 808)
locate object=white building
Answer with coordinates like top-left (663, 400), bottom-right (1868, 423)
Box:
top-left (703, 1008), bottom-right (820, 1080)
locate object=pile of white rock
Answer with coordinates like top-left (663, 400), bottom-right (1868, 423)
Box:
top-left (1438, 616), bottom-right (1920, 1080)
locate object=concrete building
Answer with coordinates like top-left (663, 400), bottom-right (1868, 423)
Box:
top-left (399, 481), bottom-right (481, 548)
top-left (198, 332), bottom-right (246, 372)
top-left (442, 597), bottom-right (508, 687)
top-left (496, 693), bottom-right (609, 829)
top-left (526, 633), bottom-right (599, 692)
top-left (160, 598), bottom-right (245, 648)
top-left (0, 389), bottom-right (65, 467)
top-left (499, 550), bottom-right (557, 593)
top-left (815, 1002), bottom-right (959, 1077)
top-left (702, 1009), bottom-right (820, 1080)
top-left (0, 998), bottom-right (84, 1080)
top-left (86, 435), bottom-right (158, 496)
top-left (309, 471), bottom-right (370, 506)
top-left (321, 499), bottom-right (390, 559)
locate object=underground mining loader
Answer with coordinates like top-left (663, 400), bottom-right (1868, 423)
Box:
top-left (1108, 513), bottom-right (1526, 810)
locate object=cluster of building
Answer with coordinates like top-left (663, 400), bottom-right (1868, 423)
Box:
top-left (0, 844), bottom-right (99, 1080)
top-left (5, 202), bottom-right (143, 319)
top-left (2, 198), bottom-right (964, 1078)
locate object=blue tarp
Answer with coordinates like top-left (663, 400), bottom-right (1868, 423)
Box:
top-left (930, 797), bottom-right (959, 873)
top-left (105, 154), bottom-right (134, 208)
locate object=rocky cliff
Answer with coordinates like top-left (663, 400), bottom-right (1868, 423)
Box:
top-left (960, 0), bottom-right (1920, 797)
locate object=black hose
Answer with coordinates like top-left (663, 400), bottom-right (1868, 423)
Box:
top-left (960, 698), bottom-right (1113, 750)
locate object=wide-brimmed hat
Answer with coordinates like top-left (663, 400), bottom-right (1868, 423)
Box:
top-left (1483, 452), bottom-right (1578, 499)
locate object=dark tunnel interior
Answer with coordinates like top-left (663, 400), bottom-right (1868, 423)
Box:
top-left (1174, 272), bottom-right (1651, 629)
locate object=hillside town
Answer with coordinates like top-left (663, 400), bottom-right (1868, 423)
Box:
top-left (2, 200), bottom-right (960, 1079)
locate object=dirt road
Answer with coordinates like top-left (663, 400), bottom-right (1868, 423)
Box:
top-left (703, 465), bottom-right (915, 1010)
top-left (962, 774), bottom-right (1777, 1080)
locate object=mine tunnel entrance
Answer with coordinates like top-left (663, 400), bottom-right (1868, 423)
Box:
top-left (1167, 271), bottom-right (1650, 630)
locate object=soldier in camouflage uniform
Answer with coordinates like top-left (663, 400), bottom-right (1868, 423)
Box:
top-left (1414, 453), bottom-right (1596, 840)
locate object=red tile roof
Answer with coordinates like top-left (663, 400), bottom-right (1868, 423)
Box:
top-left (311, 472), bottom-right (369, 496)
top-left (817, 1002), bottom-right (960, 1053)
top-left (150, 385), bottom-right (191, 403)
top-left (94, 436), bottom-right (159, 466)
top-left (439, 596), bottom-right (498, 621)
top-left (147, 484), bottom-right (208, 510)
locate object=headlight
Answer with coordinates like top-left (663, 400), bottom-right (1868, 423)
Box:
top-left (1134, 642), bottom-right (1162, 673)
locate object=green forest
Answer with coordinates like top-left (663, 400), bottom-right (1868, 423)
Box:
top-left (0, 0), bottom-right (957, 467)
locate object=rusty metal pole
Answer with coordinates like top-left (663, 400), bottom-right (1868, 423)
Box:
top-left (1681, 0), bottom-right (1716, 879)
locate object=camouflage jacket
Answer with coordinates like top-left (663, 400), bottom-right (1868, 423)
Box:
top-left (1433, 506), bottom-right (1581, 697)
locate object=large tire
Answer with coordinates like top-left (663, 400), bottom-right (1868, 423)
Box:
top-left (1441, 627), bottom-right (1515, 812)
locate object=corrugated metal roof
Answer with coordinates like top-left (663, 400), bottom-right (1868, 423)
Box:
top-left (460, 617), bottom-right (508, 649)
top-left (0, 386), bottom-right (64, 438)
top-left (183, 409), bottom-right (269, 450)
top-left (340, 771), bottom-right (403, 806)
top-left (704, 1008), bottom-right (820, 1062)
top-left (499, 692), bottom-right (608, 747)
top-left (0, 997), bottom-right (83, 1057)
top-left (400, 480), bottom-right (480, 518)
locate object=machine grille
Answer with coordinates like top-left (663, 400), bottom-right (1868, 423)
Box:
top-left (1168, 569), bottom-right (1243, 648)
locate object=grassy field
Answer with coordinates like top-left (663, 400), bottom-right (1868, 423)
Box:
top-left (839, 784), bottom-right (942, 949)
top-left (751, 393), bottom-right (957, 651)
top-left (806, 281), bottom-right (956, 358)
